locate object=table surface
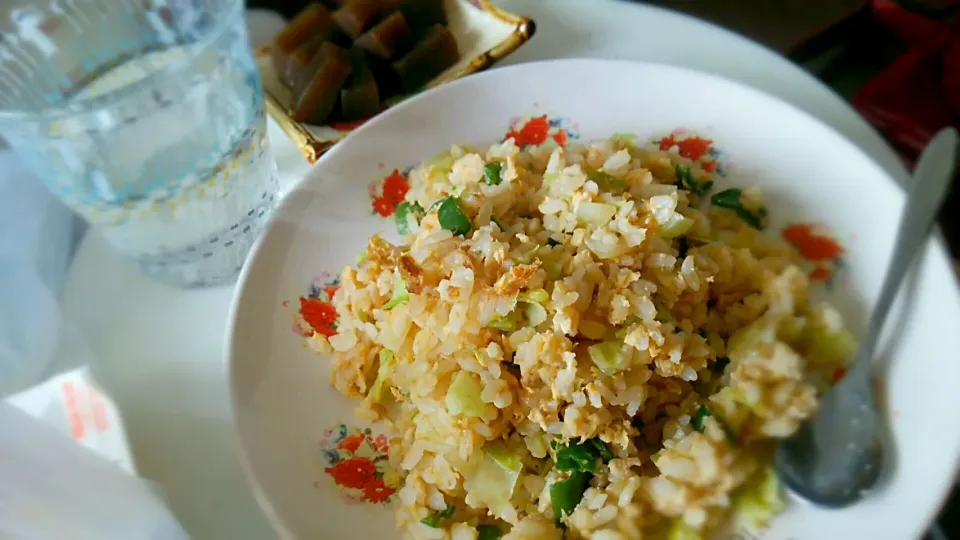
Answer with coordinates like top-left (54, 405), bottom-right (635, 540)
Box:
top-left (643, 0), bottom-right (866, 54)
top-left (59, 1), bottom-right (913, 538)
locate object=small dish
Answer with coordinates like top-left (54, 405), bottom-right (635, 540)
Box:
top-left (255, 0), bottom-right (535, 163)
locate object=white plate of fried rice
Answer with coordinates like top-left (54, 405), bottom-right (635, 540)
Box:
top-left (228, 59), bottom-right (960, 540)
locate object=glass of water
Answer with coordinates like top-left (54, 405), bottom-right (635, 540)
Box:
top-left (0, 0), bottom-right (278, 287)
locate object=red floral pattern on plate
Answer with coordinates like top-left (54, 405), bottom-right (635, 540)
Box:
top-left (652, 129), bottom-right (731, 176)
top-left (504, 114), bottom-right (580, 148)
top-left (369, 169), bottom-right (411, 217)
top-left (295, 273), bottom-right (341, 337)
top-left (315, 423), bottom-right (399, 505)
top-left (781, 223), bottom-right (847, 288)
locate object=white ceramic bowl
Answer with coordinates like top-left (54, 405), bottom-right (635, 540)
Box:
top-left (228, 59), bottom-right (960, 540)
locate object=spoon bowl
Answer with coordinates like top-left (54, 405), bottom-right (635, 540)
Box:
top-left (774, 127), bottom-right (960, 507)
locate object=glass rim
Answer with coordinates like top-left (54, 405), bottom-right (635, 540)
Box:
top-left (0, 0), bottom-right (245, 125)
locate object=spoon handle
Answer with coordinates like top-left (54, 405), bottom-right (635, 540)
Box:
top-left (852, 127), bottom-right (959, 369)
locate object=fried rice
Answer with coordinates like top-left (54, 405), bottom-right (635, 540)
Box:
top-left (307, 134), bottom-right (856, 540)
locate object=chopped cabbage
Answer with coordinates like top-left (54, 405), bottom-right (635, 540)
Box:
top-left (576, 202), bottom-right (618, 227)
top-left (732, 466), bottom-right (784, 531)
top-left (518, 288), bottom-right (549, 304)
top-left (801, 305), bottom-right (857, 368)
top-left (660, 214), bottom-right (694, 239)
top-left (464, 443), bottom-right (523, 521)
top-left (446, 371), bottom-right (485, 417)
top-left (487, 312), bottom-right (518, 332)
top-left (588, 341), bottom-right (627, 376)
top-left (383, 272), bottom-right (410, 310)
top-left (368, 349), bottom-right (395, 403)
top-left (522, 301), bottom-right (548, 327)
top-left (665, 520), bottom-right (701, 540)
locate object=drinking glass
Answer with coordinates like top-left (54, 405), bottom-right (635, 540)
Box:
top-left (0, 0), bottom-right (279, 287)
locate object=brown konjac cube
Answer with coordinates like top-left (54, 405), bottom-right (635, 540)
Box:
top-left (332, 0), bottom-right (399, 39)
top-left (282, 35), bottom-right (325, 88)
top-left (355, 11), bottom-right (411, 60)
top-left (273, 0), bottom-right (461, 125)
top-left (392, 24), bottom-right (459, 92)
top-left (292, 42), bottom-right (353, 124)
top-left (398, 0), bottom-right (445, 34)
top-left (365, 53), bottom-right (404, 98)
top-left (341, 52), bottom-right (381, 121)
top-left (282, 26), bottom-right (355, 88)
top-left (272, 3), bottom-right (334, 74)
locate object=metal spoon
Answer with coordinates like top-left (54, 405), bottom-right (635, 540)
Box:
top-left (774, 126), bottom-right (960, 508)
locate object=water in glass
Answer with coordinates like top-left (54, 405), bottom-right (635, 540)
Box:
top-left (0, 0), bottom-right (279, 287)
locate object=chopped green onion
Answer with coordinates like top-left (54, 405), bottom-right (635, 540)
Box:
top-left (420, 505), bottom-right (455, 528)
top-left (383, 273), bottom-right (410, 309)
top-left (584, 439), bottom-right (614, 463)
top-left (394, 201), bottom-right (426, 235)
top-left (586, 169), bottom-right (625, 192)
top-left (675, 164), bottom-right (713, 195)
top-left (446, 371), bottom-right (485, 417)
top-left (518, 288), bottom-right (549, 304)
top-left (487, 313), bottom-right (518, 331)
top-left (546, 238), bottom-right (561, 247)
top-left (710, 188), bottom-right (768, 229)
top-left (477, 525), bottom-right (503, 540)
top-left (368, 349), bottom-right (395, 403)
top-left (550, 470), bottom-right (590, 522)
top-left (484, 162), bottom-right (503, 186)
top-left (694, 403), bottom-right (736, 444)
top-left (555, 438), bottom-right (611, 473)
top-left (355, 250), bottom-right (367, 264)
top-left (556, 443), bottom-right (596, 473)
top-left (710, 188), bottom-right (742, 209)
top-left (693, 404), bottom-right (712, 432)
top-left (437, 197), bottom-right (472, 236)
top-left (587, 341), bottom-right (627, 376)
